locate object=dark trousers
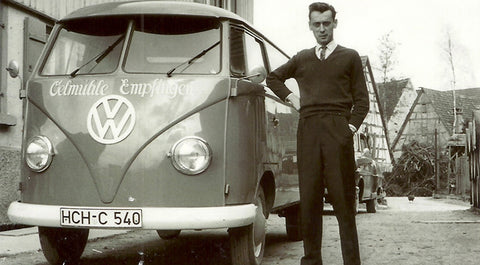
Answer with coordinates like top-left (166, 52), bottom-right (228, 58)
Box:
top-left (297, 114), bottom-right (360, 265)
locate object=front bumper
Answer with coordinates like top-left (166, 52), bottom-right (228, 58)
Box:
top-left (8, 201), bottom-right (256, 229)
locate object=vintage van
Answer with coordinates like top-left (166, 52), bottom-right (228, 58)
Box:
top-left (7, 1), bottom-right (301, 264)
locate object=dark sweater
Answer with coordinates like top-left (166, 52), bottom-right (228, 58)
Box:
top-left (266, 45), bottom-right (369, 129)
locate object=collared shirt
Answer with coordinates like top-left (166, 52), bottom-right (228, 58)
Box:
top-left (315, 40), bottom-right (337, 60)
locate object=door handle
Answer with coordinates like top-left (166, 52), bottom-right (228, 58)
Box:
top-left (272, 117), bottom-right (279, 127)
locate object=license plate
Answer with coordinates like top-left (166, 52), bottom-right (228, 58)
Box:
top-left (60, 208), bottom-right (142, 228)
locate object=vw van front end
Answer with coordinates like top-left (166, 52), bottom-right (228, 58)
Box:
top-left (7, 2), bottom-right (265, 264)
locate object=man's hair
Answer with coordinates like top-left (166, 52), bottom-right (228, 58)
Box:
top-left (308, 2), bottom-right (336, 20)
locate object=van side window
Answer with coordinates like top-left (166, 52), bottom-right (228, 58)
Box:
top-left (230, 27), bottom-right (245, 76)
top-left (243, 33), bottom-right (265, 81)
top-left (265, 42), bottom-right (288, 71)
top-left (229, 27), bottom-right (266, 80)
top-left (264, 41), bottom-right (300, 97)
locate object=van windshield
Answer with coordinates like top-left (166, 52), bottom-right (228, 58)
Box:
top-left (41, 18), bottom-right (128, 76)
top-left (124, 16), bottom-right (221, 75)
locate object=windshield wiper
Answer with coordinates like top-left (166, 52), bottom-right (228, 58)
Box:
top-left (70, 34), bottom-right (125, 77)
top-left (166, 41), bottom-right (220, 77)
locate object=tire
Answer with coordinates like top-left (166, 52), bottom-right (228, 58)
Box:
top-left (229, 187), bottom-right (267, 265)
top-left (366, 199), bottom-right (377, 213)
top-left (38, 227), bottom-right (89, 265)
top-left (156, 230), bottom-right (181, 240)
top-left (285, 205), bottom-right (302, 241)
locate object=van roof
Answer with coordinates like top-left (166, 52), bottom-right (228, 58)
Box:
top-left (60, 0), bottom-right (249, 24)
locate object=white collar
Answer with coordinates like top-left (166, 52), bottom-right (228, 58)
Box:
top-left (315, 40), bottom-right (337, 59)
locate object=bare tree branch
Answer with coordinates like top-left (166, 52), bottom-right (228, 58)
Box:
top-left (442, 29), bottom-right (457, 134)
top-left (377, 31), bottom-right (398, 83)
top-left (444, 29), bottom-right (457, 89)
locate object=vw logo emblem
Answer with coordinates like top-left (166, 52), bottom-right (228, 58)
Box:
top-left (87, 95), bottom-right (136, 144)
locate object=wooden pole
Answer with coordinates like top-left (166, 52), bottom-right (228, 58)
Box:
top-left (448, 146), bottom-right (451, 193)
top-left (435, 128), bottom-right (439, 191)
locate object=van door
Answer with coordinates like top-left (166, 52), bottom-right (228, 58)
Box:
top-left (263, 41), bottom-right (300, 209)
top-left (225, 26), bottom-right (265, 204)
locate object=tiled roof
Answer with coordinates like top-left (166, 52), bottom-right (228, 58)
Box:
top-left (422, 87), bottom-right (480, 134)
top-left (377, 78), bottom-right (411, 121)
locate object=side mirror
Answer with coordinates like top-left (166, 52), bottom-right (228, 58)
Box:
top-left (5, 60), bottom-right (25, 99)
top-left (230, 65), bottom-right (267, 97)
top-left (245, 65), bottom-right (267, 84)
top-left (6, 60), bottom-right (19, 78)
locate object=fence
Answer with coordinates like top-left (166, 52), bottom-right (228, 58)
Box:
top-left (467, 110), bottom-right (480, 208)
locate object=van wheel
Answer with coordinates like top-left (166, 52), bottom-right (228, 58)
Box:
top-left (38, 227), bottom-right (89, 265)
top-left (229, 187), bottom-right (267, 265)
top-left (366, 199), bottom-right (377, 213)
top-left (285, 205), bottom-right (302, 241)
top-left (156, 230), bottom-right (181, 240)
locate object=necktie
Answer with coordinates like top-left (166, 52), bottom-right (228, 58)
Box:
top-left (320, 46), bottom-right (327, 60)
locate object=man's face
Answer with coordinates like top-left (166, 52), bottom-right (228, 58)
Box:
top-left (309, 10), bottom-right (337, 46)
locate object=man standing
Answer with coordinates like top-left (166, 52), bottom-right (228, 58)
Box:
top-left (266, 2), bottom-right (369, 265)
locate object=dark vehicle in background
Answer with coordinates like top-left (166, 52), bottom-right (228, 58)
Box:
top-left (353, 131), bottom-right (385, 213)
top-left (324, 130), bottom-right (385, 214)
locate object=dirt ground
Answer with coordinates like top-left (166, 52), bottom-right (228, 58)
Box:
top-left (1, 197), bottom-right (479, 265)
top-left (264, 197), bottom-right (480, 265)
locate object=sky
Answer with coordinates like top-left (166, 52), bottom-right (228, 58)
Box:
top-left (253, 0), bottom-right (480, 91)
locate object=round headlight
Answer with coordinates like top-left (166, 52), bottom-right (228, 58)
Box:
top-left (170, 137), bottom-right (212, 175)
top-left (25, 136), bottom-right (54, 172)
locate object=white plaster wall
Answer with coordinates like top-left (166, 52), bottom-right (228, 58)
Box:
top-left (387, 87), bottom-right (418, 145)
top-left (1, 6), bottom-right (26, 149)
